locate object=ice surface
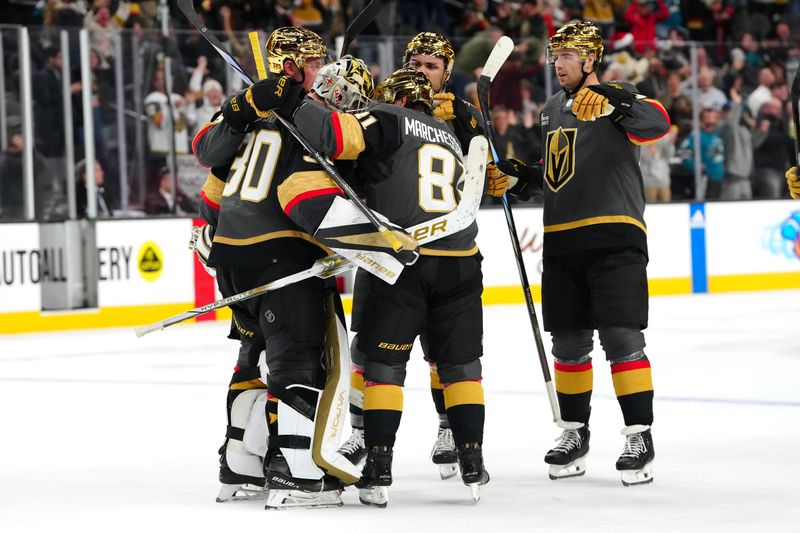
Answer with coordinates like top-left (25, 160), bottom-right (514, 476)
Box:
top-left (1, 290), bottom-right (798, 532)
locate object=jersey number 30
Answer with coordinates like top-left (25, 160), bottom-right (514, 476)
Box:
top-left (418, 144), bottom-right (459, 213)
top-left (222, 130), bottom-right (282, 202)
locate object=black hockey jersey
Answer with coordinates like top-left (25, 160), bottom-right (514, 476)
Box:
top-left (539, 82), bottom-right (670, 257)
top-left (293, 101), bottom-right (479, 256)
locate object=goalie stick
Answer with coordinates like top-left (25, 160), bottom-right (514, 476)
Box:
top-left (340, 0), bottom-right (384, 58)
top-left (176, 0), bottom-right (408, 253)
top-left (134, 136), bottom-right (488, 337)
top-left (476, 36), bottom-right (561, 423)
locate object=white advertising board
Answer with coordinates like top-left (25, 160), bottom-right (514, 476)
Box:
top-left (0, 223), bottom-right (42, 313)
top-left (96, 218), bottom-right (195, 307)
top-left (705, 200), bottom-right (800, 275)
top-left (643, 203), bottom-right (692, 279)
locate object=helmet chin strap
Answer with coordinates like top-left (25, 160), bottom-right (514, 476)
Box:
top-left (564, 62), bottom-right (593, 96)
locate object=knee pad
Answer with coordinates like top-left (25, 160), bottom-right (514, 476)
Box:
top-left (598, 327), bottom-right (646, 362)
top-left (436, 358), bottom-right (482, 384)
top-left (551, 329), bottom-right (594, 361)
top-left (364, 359), bottom-right (407, 387)
top-left (225, 378), bottom-right (267, 479)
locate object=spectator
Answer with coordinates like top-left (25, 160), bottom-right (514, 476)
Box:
top-left (75, 158), bottom-right (112, 218)
top-left (696, 67), bottom-right (728, 110)
top-left (641, 125), bottom-right (677, 202)
top-left (144, 67), bottom-right (191, 179)
top-left (510, 0), bottom-right (552, 64)
top-left (188, 78), bottom-right (224, 136)
top-left (752, 98), bottom-right (790, 198)
top-left (679, 107), bottom-right (725, 199)
top-left (740, 33), bottom-right (765, 77)
top-left (719, 88), bottom-right (756, 200)
top-left (637, 57), bottom-right (669, 98)
top-left (583, 0), bottom-right (623, 38)
top-left (452, 26), bottom-right (503, 82)
top-left (624, 0), bottom-right (669, 54)
top-left (491, 52), bottom-right (540, 112)
top-left (659, 71), bottom-right (693, 140)
top-left (708, 0), bottom-right (735, 62)
top-left (747, 67), bottom-right (776, 116)
top-left (144, 167), bottom-right (196, 215)
top-left (455, 0), bottom-right (490, 38)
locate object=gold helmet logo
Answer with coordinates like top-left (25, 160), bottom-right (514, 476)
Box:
top-left (374, 68), bottom-right (434, 112)
top-left (546, 22), bottom-right (604, 67)
top-left (545, 128), bottom-right (577, 191)
top-left (265, 27), bottom-right (328, 74)
top-left (403, 32), bottom-right (455, 78)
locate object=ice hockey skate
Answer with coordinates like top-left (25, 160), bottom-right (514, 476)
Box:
top-left (616, 425), bottom-right (655, 486)
top-left (263, 451), bottom-right (343, 510)
top-left (431, 426), bottom-right (458, 479)
top-left (216, 448), bottom-right (268, 502)
top-left (356, 445), bottom-right (393, 508)
top-left (337, 428), bottom-right (367, 466)
top-left (457, 442), bottom-right (490, 503)
top-left (545, 421), bottom-right (590, 480)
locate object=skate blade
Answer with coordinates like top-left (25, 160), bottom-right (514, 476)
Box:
top-left (438, 463), bottom-right (458, 480)
top-left (265, 489), bottom-right (343, 510)
top-left (358, 486), bottom-right (389, 508)
top-left (216, 483), bottom-right (268, 503)
top-left (548, 456), bottom-right (587, 480)
top-left (469, 483), bottom-right (481, 503)
top-left (620, 463), bottom-right (654, 487)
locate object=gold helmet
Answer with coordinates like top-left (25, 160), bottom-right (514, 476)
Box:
top-left (403, 32), bottom-right (455, 78)
top-left (374, 68), bottom-right (434, 112)
top-left (265, 27), bottom-right (328, 74)
top-left (546, 22), bottom-right (604, 68)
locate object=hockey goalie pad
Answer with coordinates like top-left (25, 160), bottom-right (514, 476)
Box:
top-left (243, 392), bottom-right (269, 458)
top-left (226, 389), bottom-right (267, 479)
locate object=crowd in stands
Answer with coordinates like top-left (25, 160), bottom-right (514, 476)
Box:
top-left (1, 0), bottom-right (799, 220)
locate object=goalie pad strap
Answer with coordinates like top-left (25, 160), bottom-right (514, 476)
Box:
top-left (268, 435), bottom-right (311, 450)
top-left (266, 379), bottom-right (317, 420)
top-left (226, 425), bottom-right (245, 441)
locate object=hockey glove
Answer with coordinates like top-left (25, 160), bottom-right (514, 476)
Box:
top-left (189, 224), bottom-right (215, 275)
top-left (496, 158), bottom-right (544, 202)
top-left (787, 166), bottom-right (800, 199)
top-left (486, 162), bottom-right (510, 197)
top-left (221, 76), bottom-right (304, 133)
top-left (432, 92), bottom-right (456, 121)
top-left (572, 83), bottom-right (634, 122)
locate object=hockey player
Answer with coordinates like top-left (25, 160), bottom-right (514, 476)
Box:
top-left (337, 31), bottom-right (490, 480)
top-left (191, 27), bottom-right (376, 509)
top-left (786, 167), bottom-right (800, 199)
top-left (286, 68), bottom-right (489, 506)
top-left (492, 22), bottom-right (670, 486)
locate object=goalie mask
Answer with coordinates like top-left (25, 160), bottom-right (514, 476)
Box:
top-left (545, 22), bottom-right (604, 69)
top-left (312, 55), bottom-right (374, 112)
top-left (403, 32), bottom-right (455, 86)
top-left (265, 27), bottom-right (328, 74)
top-left (374, 68), bottom-right (434, 113)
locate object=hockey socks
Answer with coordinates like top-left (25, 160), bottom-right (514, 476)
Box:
top-left (443, 380), bottom-right (485, 446)
top-left (611, 356), bottom-right (654, 426)
top-left (350, 366), bottom-right (365, 429)
top-left (553, 358), bottom-right (593, 424)
top-left (429, 365), bottom-right (449, 428)
top-left (363, 383), bottom-right (403, 448)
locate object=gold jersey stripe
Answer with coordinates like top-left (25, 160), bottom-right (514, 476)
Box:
top-left (201, 172), bottom-right (226, 205)
top-left (213, 229), bottom-right (331, 253)
top-left (364, 384), bottom-right (404, 411)
top-left (555, 367), bottom-right (593, 395)
top-left (351, 371), bottom-right (365, 393)
top-left (443, 381), bottom-right (485, 409)
top-left (611, 367), bottom-right (654, 397)
top-left (230, 378), bottom-right (267, 391)
top-left (544, 215), bottom-right (647, 235)
top-left (336, 112), bottom-right (366, 160)
top-left (277, 170), bottom-right (341, 212)
top-left (419, 245), bottom-right (479, 257)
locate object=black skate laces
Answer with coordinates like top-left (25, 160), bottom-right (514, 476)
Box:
top-left (553, 429), bottom-right (583, 452)
top-left (620, 433), bottom-right (647, 458)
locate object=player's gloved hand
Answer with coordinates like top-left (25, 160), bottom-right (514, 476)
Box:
top-left (572, 82), bottom-right (634, 122)
top-left (496, 158), bottom-right (544, 201)
top-left (786, 166), bottom-right (800, 199)
top-left (189, 224), bottom-right (215, 275)
top-left (432, 92), bottom-right (456, 121)
top-left (222, 76), bottom-right (303, 132)
top-left (486, 162), bottom-right (511, 197)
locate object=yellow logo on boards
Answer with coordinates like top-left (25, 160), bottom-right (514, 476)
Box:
top-left (137, 242), bottom-right (163, 282)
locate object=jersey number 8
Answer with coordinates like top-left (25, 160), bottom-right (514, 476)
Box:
top-left (418, 144), bottom-right (459, 213)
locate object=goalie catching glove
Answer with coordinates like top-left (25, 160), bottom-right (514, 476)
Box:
top-left (572, 82), bottom-right (634, 122)
top-left (222, 76), bottom-right (305, 133)
top-left (786, 166), bottom-right (800, 199)
top-left (189, 224), bottom-right (215, 275)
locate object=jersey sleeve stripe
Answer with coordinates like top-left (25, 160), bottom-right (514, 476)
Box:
top-left (192, 121), bottom-right (217, 168)
top-left (278, 170), bottom-right (343, 215)
top-left (332, 112), bottom-right (366, 160)
top-left (627, 99), bottom-right (671, 145)
top-left (200, 190), bottom-right (220, 211)
top-left (200, 172), bottom-right (225, 210)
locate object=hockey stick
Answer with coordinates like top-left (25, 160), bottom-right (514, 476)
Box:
top-left (176, 0), bottom-right (408, 253)
top-left (476, 36), bottom-right (560, 423)
top-left (340, 0), bottom-right (384, 58)
top-left (791, 70), bottom-right (800, 166)
top-left (135, 137), bottom-right (488, 337)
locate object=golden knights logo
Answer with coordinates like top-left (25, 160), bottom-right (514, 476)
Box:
top-left (544, 127), bottom-right (577, 192)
